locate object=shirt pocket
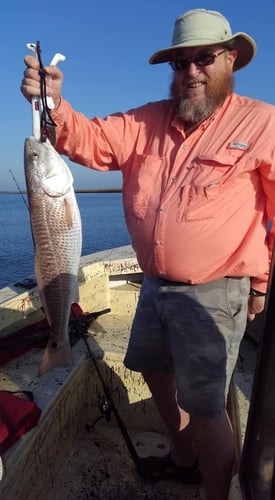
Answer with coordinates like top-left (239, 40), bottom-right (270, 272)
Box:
top-left (123, 192), bottom-right (150, 219)
top-left (176, 150), bottom-right (247, 222)
top-left (123, 153), bottom-right (163, 220)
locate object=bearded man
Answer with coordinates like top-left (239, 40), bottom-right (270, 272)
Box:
top-left (21, 9), bottom-right (275, 500)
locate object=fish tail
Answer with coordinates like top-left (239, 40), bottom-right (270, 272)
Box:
top-left (38, 339), bottom-right (73, 377)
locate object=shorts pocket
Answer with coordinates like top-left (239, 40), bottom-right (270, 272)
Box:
top-left (225, 278), bottom-right (250, 321)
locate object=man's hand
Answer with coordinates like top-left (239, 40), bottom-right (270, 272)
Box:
top-left (20, 55), bottom-right (63, 110)
top-left (247, 295), bottom-right (265, 322)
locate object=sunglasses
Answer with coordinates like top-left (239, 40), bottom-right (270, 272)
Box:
top-left (169, 48), bottom-right (229, 71)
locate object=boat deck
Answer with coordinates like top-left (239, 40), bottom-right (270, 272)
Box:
top-left (45, 326), bottom-right (256, 500)
top-left (47, 419), bottom-right (204, 500)
top-left (0, 252), bottom-right (258, 500)
top-left (47, 311), bottom-right (206, 500)
top-left (0, 305), bottom-right (206, 499)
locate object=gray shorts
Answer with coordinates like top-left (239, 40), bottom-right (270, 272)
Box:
top-left (124, 275), bottom-right (250, 418)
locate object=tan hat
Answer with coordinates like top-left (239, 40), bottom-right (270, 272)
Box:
top-left (149, 9), bottom-right (256, 71)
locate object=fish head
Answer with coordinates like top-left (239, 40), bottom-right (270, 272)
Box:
top-left (24, 136), bottom-right (73, 197)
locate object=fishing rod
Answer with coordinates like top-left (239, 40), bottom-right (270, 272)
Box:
top-left (9, 169), bottom-right (29, 210)
top-left (70, 306), bottom-right (143, 472)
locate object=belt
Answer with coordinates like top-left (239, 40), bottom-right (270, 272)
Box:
top-left (225, 276), bottom-right (244, 279)
top-left (158, 276), bottom-right (244, 285)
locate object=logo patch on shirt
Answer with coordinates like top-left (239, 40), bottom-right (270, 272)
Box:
top-left (228, 141), bottom-right (250, 151)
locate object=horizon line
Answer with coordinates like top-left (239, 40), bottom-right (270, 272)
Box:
top-left (0, 188), bottom-right (122, 194)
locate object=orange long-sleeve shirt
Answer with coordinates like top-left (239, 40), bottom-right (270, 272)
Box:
top-left (52, 93), bottom-right (275, 292)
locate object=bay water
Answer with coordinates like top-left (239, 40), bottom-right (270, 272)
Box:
top-left (0, 192), bottom-right (130, 289)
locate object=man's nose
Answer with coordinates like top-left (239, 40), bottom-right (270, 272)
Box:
top-left (185, 62), bottom-right (202, 77)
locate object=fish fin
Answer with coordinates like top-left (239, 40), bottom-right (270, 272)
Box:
top-left (41, 140), bottom-right (74, 198)
top-left (38, 339), bottom-right (73, 377)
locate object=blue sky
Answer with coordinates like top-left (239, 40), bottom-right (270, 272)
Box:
top-left (1, 0), bottom-right (275, 191)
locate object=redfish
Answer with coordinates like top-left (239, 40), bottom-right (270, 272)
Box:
top-left (24, 137), bottom-right (82, 376)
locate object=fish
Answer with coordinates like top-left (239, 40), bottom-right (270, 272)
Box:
top-left (24, 136), bottom-right (82, 376)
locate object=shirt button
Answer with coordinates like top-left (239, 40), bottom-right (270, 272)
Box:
top-left (155, 240), bottom-right (161, 246)
top-left (159, 207), bottom-right (165, 212)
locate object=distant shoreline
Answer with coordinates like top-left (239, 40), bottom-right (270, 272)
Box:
top-left (0, 189), bottom-right (122, 194)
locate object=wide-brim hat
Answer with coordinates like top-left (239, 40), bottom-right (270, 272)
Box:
top-left (149, 9), bottom-right (256, 71)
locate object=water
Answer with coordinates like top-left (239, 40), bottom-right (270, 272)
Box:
top-left (0, 192), bottom-right (130, 289)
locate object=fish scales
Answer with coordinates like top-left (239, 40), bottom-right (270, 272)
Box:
top-left (24, 136), bottom-right (82, 376)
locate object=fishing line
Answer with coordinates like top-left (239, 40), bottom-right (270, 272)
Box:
top-left (35, 41), bottom-right (56, 144)
top-left (9, 169), bottom-right (29, 211)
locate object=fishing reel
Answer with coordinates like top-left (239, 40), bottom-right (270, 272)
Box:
top-left (85, 396), bottom-right (112, 433)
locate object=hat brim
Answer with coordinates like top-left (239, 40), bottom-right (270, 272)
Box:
top-left (149, 32), bottom-right (256, 71)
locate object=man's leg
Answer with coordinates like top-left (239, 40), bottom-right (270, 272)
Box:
top-left (143, 370), bottom-right (235, 500)
top-left (192, 411), bottom-right (234, 500)
top-left (143, 370), bottom-right (196, 466)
